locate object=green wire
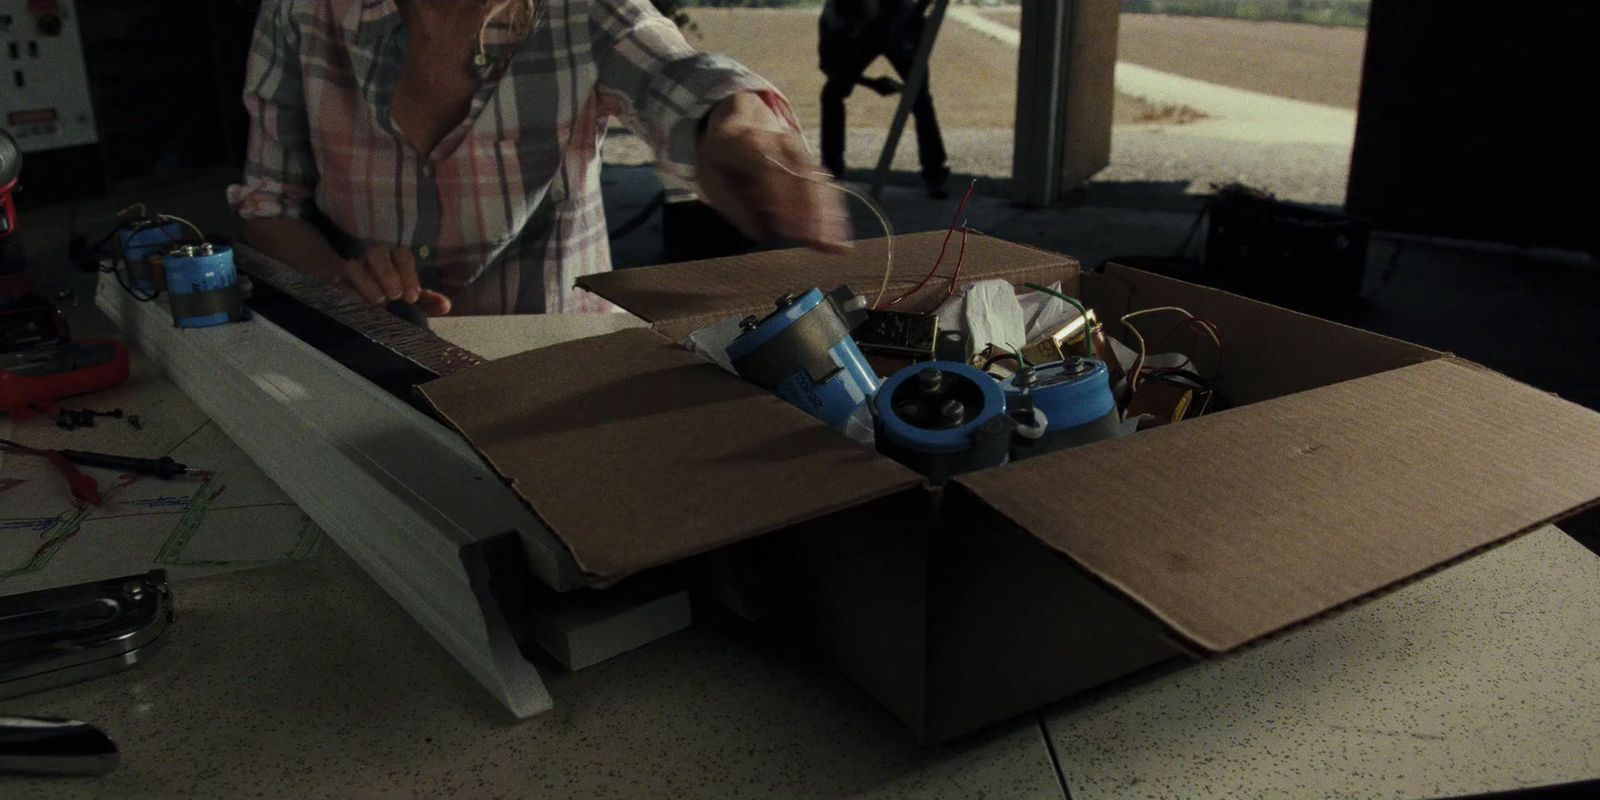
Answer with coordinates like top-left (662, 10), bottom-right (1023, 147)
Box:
top-left (1023, 282), bottom-right (1095, 357)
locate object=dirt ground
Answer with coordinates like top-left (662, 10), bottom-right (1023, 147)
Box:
top-left (609, 8), bottom-right (1364, 202)
top-left (982, 8), bottom-right (1368, 108)
top-left (681, 8), bottom-right (1166, 134)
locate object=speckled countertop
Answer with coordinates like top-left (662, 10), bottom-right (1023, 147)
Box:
top-left (1047, 526), bottom-right (1600, 800)
top-left (4, 526), bottom-right (1595, 799)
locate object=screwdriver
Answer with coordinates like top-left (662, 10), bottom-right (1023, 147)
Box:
top-left (58, 450), bottom-right (188, 479)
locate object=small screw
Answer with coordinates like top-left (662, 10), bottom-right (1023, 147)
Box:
top-left (738, 315), bottom-right (759, 331)
top-left (939, 399), bottom-right (966, 427)
top-left (1015, 366), bottom-right (1038, 388)
top-left (775, 292), bottom-right (798, 308)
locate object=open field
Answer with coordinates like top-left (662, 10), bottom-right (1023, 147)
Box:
top-left (981, 8), bottom-right (1368, 108)
top-left (603, 8), bottom-right (1367, 204)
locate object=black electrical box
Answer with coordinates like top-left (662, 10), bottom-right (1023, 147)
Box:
top-left (1203, 185), bottom-right (1369, 317)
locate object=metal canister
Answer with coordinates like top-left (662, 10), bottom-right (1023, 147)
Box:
top-left (1001, 357), bottom-right (1123, 460)
top-left (163, 243), bottom-right (243, 329)
top-left (873, 361), bottom-right (1012, 483)
top-left (118, 221), bottom-right (182, 293)
top-left (725, 286), bottom-right (877, 430)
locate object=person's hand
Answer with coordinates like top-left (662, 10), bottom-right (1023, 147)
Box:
top-left (694, 93), bottom-right (851, 253)
top-left (337, 244), bottom-right (452, 316)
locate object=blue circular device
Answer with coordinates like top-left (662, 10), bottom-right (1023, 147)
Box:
top-left (873, 361), bottom-right (1012, 483)
top-left (726, 288), bottom-right (879, 430)
top-left (118, 221), bottom-right (182, 292)
top-left (163, 244), bottom-right (240, 329)
top-left (1000, 358), bottom-right (1116, 432)
top-left (875, 361), bottom-right (1006, 453)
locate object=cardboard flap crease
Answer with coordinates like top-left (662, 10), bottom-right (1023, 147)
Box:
top-left (954, 357), bottom-right (1600, 652)
top-left (418, 327), bottom-right (923, 582)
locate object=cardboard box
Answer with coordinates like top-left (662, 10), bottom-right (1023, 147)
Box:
top-left (417, 233), bottom-right (1600, 741)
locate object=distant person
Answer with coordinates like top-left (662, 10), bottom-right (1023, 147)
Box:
top-left (819, 0), bottom-right (951, 198)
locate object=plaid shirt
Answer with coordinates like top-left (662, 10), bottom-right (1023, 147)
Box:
top-left (229, 0), bottom-right (795, 315)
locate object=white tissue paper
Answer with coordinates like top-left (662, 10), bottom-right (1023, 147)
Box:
top-left (935, 280), bottom-right (1088, 364)
top-left (1019, 282), bottom-right (1082, 343)
top-left (933, 279), bottom-right (1030, 360)
top-left (684, 314), bottom-right (747, 376)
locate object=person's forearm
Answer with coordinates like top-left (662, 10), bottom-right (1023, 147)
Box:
top-left (243, 217), bottom-right (346, 285)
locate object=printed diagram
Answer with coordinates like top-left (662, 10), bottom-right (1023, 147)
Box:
top-left (0, 429), bottom-right (323, 593)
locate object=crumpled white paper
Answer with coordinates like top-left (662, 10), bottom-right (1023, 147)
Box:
top-left (935, 280), bottom-right (1088, 363)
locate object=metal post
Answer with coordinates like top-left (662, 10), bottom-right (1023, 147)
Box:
top-left (1011, 0), bottom-right (1069, 207)
top-left (870, 0), bottom-right (952, 200)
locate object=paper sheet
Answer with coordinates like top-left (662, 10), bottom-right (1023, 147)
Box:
top-left (1, 419), bottom-right (322, 596)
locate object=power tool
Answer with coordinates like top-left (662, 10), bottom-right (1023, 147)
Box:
top-left (0, 130), bottom-right (129, 414)
top-left (0, 128), bottom-right (26, 300)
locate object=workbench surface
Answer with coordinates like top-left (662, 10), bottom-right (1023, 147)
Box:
top-left (3, 313), bottom-right (1597, 799)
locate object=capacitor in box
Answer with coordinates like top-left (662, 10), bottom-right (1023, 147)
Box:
top-left (726, 286), bottom-right (879, 430)
top-left (873, 361), bottom-right (1013, 483)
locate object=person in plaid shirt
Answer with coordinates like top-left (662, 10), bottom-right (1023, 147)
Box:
top-left (230, 0), bottom-right (847, 316)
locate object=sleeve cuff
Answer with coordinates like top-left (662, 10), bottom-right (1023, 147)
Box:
top-left (657, 57), bottom-right (801, 183)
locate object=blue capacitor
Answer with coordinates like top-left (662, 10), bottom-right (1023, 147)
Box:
top-left (725, 287), bottom-right (878, 429)
top-left (873, 361), bottom-right (1012, 482)
top-left (1000, 358), bottom-right (1116, 432)
top-left (163, 243), bottom-right (240, 328)
top-left (118, 221), bottom-right (182, 292)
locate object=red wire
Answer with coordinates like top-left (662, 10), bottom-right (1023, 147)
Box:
top-left (944, 226), bottom-right (970, 299)
top-left (879, 180), bottom-right (978, 308)
top-left (0, 441), bottom-right (103, 505)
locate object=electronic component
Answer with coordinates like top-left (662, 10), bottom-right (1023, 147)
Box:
top-left (163, 243), bottom-right (247, 328)
top-left (1001, 358), bottom-right (1122, 460)
top-left (1125, 379), bottom-right (1194, 429)
top-left (0, 129), bottom-right (24, 301)
top-left (0, 338), bottom-right (129, 413)
top-left (0, 0), bottom-right (99, 156)
top-left (873, 361), bottom-right (1012, 483)
top-left (854, 307), bottom-right (940, 359)
top-left (1019, 308), bottom-right (1097, 367)
top-left (118, 220), bottom-right (182, 293)
top-left (726, 286), bottom-right (878, 430)
top-left (933, 330), bottom-right (967, 362)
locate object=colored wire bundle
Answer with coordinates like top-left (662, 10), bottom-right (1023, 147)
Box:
top-left (878, 178), bottom-right (978, 309)
top-left (83, 206), bottom-right (207, 302)
top-left (1118, 306), bottom-right (1223, 410)
top-left (763, 155), bottom-right (895, 308)
top-left (1021, 282), bottom-right (1096, 357)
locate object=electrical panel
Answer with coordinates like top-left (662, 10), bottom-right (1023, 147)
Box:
top-left (1, 0), bottom-right (97, 154)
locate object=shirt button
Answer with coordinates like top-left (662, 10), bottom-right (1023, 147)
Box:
top-left (422, 164), bottom-right (433, 177)
top-left (417, 245), bottom-right (432, 259)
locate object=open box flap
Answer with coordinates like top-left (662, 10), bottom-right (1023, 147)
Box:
top-left (1083, 265), bottom-right (1443, 406)
top-left (954, 357), bottom-right (1600, 653)
top-left (578, 233), bottom-right (1080, 339)
top-left (417, 327), bottom-right (924, 583)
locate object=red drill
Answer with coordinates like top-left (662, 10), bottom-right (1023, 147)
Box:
top-left (0, 130), bottom-right (26, 303)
